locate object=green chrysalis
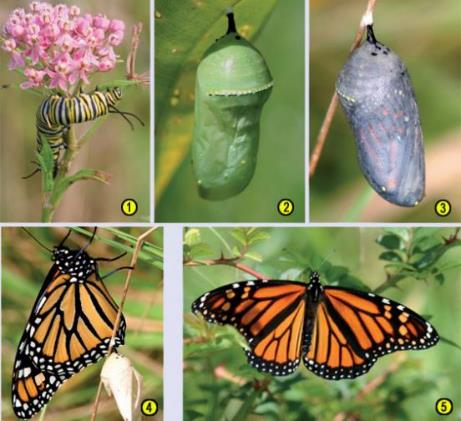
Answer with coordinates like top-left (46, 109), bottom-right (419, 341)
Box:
top-left (192, 11), bottom-right (273, 200)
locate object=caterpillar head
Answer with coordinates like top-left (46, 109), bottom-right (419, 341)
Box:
top-left (112, 87), bottom-right (123, 100)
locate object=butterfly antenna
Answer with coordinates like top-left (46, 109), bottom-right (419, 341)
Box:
top-left (101, 265), bottom-right (134, 280)
top-left (83, 227), bottom-right (97, 251)
top-left (74, 227), bottom-right (97, 259)
top-left (311, 248), bottom-right (337, 275)
top-left (58, 229), bottom-right (72, 247)
top-left (94, 251), bottom-right (128, 262)
top-left (21, 228), bottom-right (53, 253)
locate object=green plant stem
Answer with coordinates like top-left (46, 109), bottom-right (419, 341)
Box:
top-left (41, 126), bottom-right (76, 222)
top-left (40, 126), bottom-right (110, 222)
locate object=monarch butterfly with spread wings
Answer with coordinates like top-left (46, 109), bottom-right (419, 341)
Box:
top-left (11, 229), bottom-right (127, 419)
top-left (192, 272), bottom-right (439, 379)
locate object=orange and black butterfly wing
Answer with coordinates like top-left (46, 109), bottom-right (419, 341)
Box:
top-left (303, 287), bottom-right (439, 379)
top-left (12, 340), bottom-right (63, 419)
top-left (192, 280), bottom-right (308, 376)
top-left (24, 267), bottom-right (125, 378)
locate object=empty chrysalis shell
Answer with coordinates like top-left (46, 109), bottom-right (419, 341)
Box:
top-left (336, 25), bottom-right (425, 207)
top-left (192, 12), bottom-right (273, 200)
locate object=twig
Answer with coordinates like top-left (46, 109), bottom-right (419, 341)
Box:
top-left (333, 355), bottom-right (406, 421)
top-left (90, 227), bottom-right (157, 421)
top-left (214, 365), bottom-right (246, 386)
top-left (126, 23), bottom-right (149, 85)
top-left (309, 0), bottom-right (379, 178)
top-left (184, 256), bottom-right (267, 280)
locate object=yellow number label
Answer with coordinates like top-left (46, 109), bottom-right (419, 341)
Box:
top-left (121, 199), bottom-right (138, 216)
top-left (435, 398), bottom-right (453, 415)
top-left (435, 200), bottom-right (451, 217)
top-left (278, 199), bottom-right (294, 216)
top-left (141, 399), bottom-right (159, 416)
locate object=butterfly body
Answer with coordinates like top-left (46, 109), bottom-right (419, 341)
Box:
top-left (12, 240), bottom-right (125, 419)
top-left (192, 272), bottom-right (438, 380)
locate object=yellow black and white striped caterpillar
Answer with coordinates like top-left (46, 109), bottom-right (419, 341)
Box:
top-left (30, 87), bottom-right (143, 177)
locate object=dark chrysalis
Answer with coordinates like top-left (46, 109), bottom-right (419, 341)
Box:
top-left (336, 25), bottom-right (425, 207)
top-left (192, 11), bottom-right (273, 200)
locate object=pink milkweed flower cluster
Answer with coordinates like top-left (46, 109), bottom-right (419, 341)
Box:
top-left (1, 1), bottom-right (125, 92)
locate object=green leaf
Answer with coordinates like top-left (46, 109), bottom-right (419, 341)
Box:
top-left (230, 228), bottom-right (248, 246)
top-left (231, 245), bottom-right (241, 257)
top-left (190, 243), bottom-right (214, 259)
top-left (247, 230), bottom-right (271, 245)
top-left (184, 228), bottom-right (202, 247)
top-left (36, 134), bottom-right (55, 193)
top-left (51, 168), bottom-right (109, 203)
top-left (376, 234), bottom-right (402, 250)
top-left (244, 251), bottom-right (263, 262)
top-left (412, 244), bottom-right (447, 270)
top-left (379, 251), bottom-right (403, 262)
top-left (229, 388), bottom-right (259, 421)
top-left (155, 0), bottom-right (278, 200)
top-left (383, 228), bottom-right (411, 243)
top-left (434, 272), bottom-right (445, 284)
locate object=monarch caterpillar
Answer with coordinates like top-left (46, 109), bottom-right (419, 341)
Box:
top-left (336, 25), bottom-right (425, 207)
top-left (192, 11), bottom-right (273, 200)
top-left (11, 229), bottom-right (127, 419)
top-left (193, 271), bottom-right (439, 379)
top-left (33, 87), bottom-right (143, 177)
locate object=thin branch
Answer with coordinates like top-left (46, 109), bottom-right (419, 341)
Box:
top-left (214, 365), bottom-right (246, 386)
top-left (90, 227), bottom-right (157, 421)
top-left (309, 0), bottom-right (379, 178)
top-left (184, 256), bottom-right (267, 280)
top-left (333, 355), bottom-right (406, 421)
top-left (126, 23), bottom-right (149, 86)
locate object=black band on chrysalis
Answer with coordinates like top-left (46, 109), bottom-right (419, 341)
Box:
top-left (366, 25), bottom-right (378, 45)
top-left (226, 12), bottom-right (237, 34)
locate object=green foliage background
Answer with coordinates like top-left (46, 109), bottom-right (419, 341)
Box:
top-left (0, 0), bottom-right (150, 222)
top-left (310, 0), bottom-right (461, 222)
top-left (155, 0), bottom-right (305, 222)
top-left (184, 227), bottom-right (461, 420)
top-left (2, 227), bottom-right (163, 421)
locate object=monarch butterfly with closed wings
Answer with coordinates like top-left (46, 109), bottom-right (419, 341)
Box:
top-left (32, 86), bottom-right (143, 177)
top-left (192, 272), bottom-right (438, 379)
top-left (11, 228), bottom-right (128, 419)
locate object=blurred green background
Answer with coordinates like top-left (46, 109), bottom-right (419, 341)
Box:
top-left (2, 227), bottom-right (163, 420)
top-left (155, 0), bottom-right (305, 222)
top-left (310, 0), bottom-right (461, 222)
top-left (0, 1), bottom-right (150, 222)
top-left (184, 227), bottom-right (461, 420)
